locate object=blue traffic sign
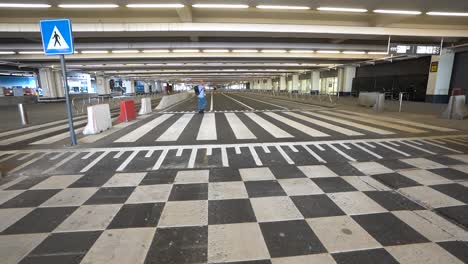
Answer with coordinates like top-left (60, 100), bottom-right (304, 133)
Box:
top-left (40, 19), bottom-right (74, 56)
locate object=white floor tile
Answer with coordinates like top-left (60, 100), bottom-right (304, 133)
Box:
top-left (102, 172), bottom-right (146, 187)
top-left (341, 176), bottom-right (390, 191)
top-left (0, 233), bottom-right (47, 264)
top-left (328, 191), bottom-right (387, 215)
top-left (0, 208), bottom-right (34, 232)
top-left (446, 154), bottom-right (468, 164)
top-left (350, 162), bottom-right (393, 175)
top-left (398, 169), bottom-right (453, 186)
top-left (158, 200), bottom-right (208, 227)
top-left (272, 254), bottom-right (336, 264)
top-left (451, 164), bottom-right (468, 174)
top-left (298, 165), bottom-right (338, 178)
top-left (399, 186), bottom-right (464, 209)
top-left (387, 243), bottom-right (464, 264)
top-left (126, 184), bottom-right (172, 204)
top-left (30, 175), bottom-right (82, 190)
top-left (209, 182), bottom-right (248, 200)
top-left (239, 167), bottom-right (276, 181)
top-left (174, 170), bottom-right (210, 184)
top-left (40, 187), bottom-right (98, 207)
top-left (250, 196), bottom-right (303, 222)
top-left (0, 190), bottom-right (24, 205)
top-left (54, 204), bottom-right (122, 232)
top-left (278, 178), bottom-right (324, 195)
top-left (400, 158), bottom-right (447, 170)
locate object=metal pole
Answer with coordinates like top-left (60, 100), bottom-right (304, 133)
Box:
top-left (60, 54), bottom-right (77, 146)
top-left (399, 92), bottom-right (403, 112)
top-left (17, 103), bottom-right (29, 126)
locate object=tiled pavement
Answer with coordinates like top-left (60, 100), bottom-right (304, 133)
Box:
top-left (0, 157), bottom-right (467, 264)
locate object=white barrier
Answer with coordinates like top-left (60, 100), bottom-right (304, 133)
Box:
top-left (358, 92), bottom-right (380, 107)
top-left (442, 95), bottom-right (467, 120)
top-left (83, 104), bottom-right (112, 135)
top-left (138, 98), bottom-right (152, 115)
top-left (155, 93), bottom-right (192, 110)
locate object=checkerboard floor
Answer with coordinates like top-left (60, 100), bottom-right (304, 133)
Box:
top-left (0, 155), bottom-right (467, 264)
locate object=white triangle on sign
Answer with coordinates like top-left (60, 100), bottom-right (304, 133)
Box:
top-left (47, 26), bottom-right (69, 50)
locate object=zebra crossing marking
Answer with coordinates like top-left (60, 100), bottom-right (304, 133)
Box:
top-left (197, 113), bottom-right (217, 140)
top-left (157, 114), bottom-right (194, 142)
top-left (43, 152), bottom-right (80, 174)
top-left (115, 114), bottom-right (173, 143)
top-left (351, 143), bottom-right (382, 159)
top-left (283, 111), bottom-right (363, 136)
top-left (377, 142), bottom-right (411, 157)
top-left (245, 112), bottom-right (293, 138)
top-left (224, 113), bottom-right (256, 140)
top-left (80, 151), bottom-right (110, 173)
top-left (264, 112), bottom-right (329, 137)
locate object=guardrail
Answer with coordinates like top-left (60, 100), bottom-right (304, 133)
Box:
top-left (71, 93), bottom-right (161, 114)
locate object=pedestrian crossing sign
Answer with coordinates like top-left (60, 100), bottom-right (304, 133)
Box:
top-left (40, 19), bottom-right (74, 55)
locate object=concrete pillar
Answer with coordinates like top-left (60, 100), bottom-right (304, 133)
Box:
top-left (338, 66), bottom-right (356, 96)
top-left (266, 79), bottom-right (272, 90)
top-left (53, 71), bottom-right (65, 98)
top-left (38, 68), bottom-right (58, 98)
top-left (292, 75), bottom-right (300, 91)
top-left (280, 76), bottom-right (286, 91)
top-left (426, 49), bottom-right (455, 103)
top-left (96, 75), bottom-right (111, 95)
top-left (311, 71), bottom-right (320, 93)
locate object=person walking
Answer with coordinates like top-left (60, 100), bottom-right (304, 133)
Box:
top-left (196, 82), bottom-right (207, 113)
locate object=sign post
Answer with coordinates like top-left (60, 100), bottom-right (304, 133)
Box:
top-left (40, 18), bottom-right (77, 145)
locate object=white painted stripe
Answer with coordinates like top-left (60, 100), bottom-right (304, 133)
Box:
top-left (327, 144), bottom-right (356, 162)
top-left (145, 150), bottom-right (154, 158)
top-left (80, 151), bottom-right (110, 173)
top-left (340, 143), bottom-right (351, 150)
top-left (80, 118), bottom-right (130, 144)
top-left (352, 143), bottom-right (383, 159)
top-left (221, 147), bottom-right (229, 167)
top-left (0, 115), bottom-right (87, 138)
top-left (223, 93), bottom-right (254, 110)
top-left (418, 140), bottom-right (463, 153)
top-left (82, 151), bottom-right (96, 160)
top-left (235, 146), bottom-right (241, 154)
top-left (0, 153), bottom-right (20, 163)
top-left (188, 148), bottom-right (198, 169)
top-left (31, 127), bottom-right (85, 145)
top-left (116, 151), bottom-right (140, 172)
top-left (115, 114), bottom-right (173, 143)
top-left (303, 112), bottom-right (394, 135)
top-left (206, 147), bottom-right (212, 156)
top-left (234, 93), bottom-right (288, 109)
top-left (50, 152), bottom-right (67, 160)
top-left (224, 113), bottom-right (256, 140)
top-left (176, 148), bottom-right (184, 157)
top-left (443, 138), bottom-right (468, 147)
top-left (408, 140), bottom-right (423, 146)
top-left (197, 113), bottom-right (217, 140)
top-left (426, 139), bottom-right (446, 144)
top-left (276, 146), bottom-right (294, 165)
top-left (284, 112), bottom-right (363, 136)
top-left (18, 152), bottom-right (35, 161)
top-left (289, 145), bottom-right (299, 152)
top-left (377, 142), bottom-right (411, 157)
top-left (114, 151), bottom-right (125, 159)
top-left (210, 91), bottom-right (214, 112)
top-left (43, 152), bottom-right (80, 174)
top-left (249, 146), bottom-right (263, 166)
top-left (323, 111), bottom-right (427, 133)
top-left (262, 145), bottom-right (271, 153)
top-left (315, 144), bottom-right (325, 151)
top-left (264, 112), bottom-right (329, 137)
top-left (157, 114), bottom-right (194, 141)
top-left (152, 149), bottom-right (168, 170)
top-left (0, 119), bottom-right (88, 146)
top-left (337, 110), bottom-right (457, 132)
top-left (362, 142), bottom-right (376, 148)
top-left (245, 112), bottom-right (293, 138)
top-left (302, 145), bottom-right (326, 163)
top-left (399, 141), bottom-right (436, 155)
top-left (9, 153), bottom-right (47, 174)
top-left (387, 141), bottom-right (400, 147)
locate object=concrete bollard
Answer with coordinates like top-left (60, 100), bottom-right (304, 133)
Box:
top-left (442, 95), bottom-right (467, 120)
top-left (17, 103), bottom-right (29, 126)
top-left (83, 104), bottom-right (112, 135)
top-left (139, 98), bottom-right (152, 115)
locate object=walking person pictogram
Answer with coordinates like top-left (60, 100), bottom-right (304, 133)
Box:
top-left (53, 31), bottom-right (61, 47)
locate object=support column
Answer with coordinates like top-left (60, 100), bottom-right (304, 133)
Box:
top-left (311, 71), bottom-right (320, 94)
top-left (122, 80), bottom-right (135, 94)
top-left (426, 49), bottom-right (455, 103)
top-left (266, 79), bottom-right (272, 90)
top-left (53, 71), bottom-right (65, 98)
top-left (38, 68), bottom-right (58, 98)
top-left (292, 74), bottom-right (300, 91)
top-left (96, 74), bottom-right (110, 95)
top-left (338, 66), bottom-right (356, 96)
top-left (280, 76), bottom-right (286, 91)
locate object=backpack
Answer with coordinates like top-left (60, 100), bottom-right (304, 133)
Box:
top-left (194, 86), bottom-right (200, 95)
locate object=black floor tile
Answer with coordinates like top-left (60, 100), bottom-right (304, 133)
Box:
top-left (371, 173), bottom-right (421, 189)
top-left (291, 194), bottom-right (345, 218)
top-left (2, 207), bottom-right (77, 235)
top-left (84, 187), bottom-right (135, 205)
top-left (211, 261), bottom-right (271, 264)
top-left (270, 165), bottom-right (307, 179)
top-left (327, 163), bottom-right (366, 176)
top-left (108, 203), bottom-right (164, 229)
top-left (430, 184), bottom-right (468, 204)
top-left (437, 241), bottom-right (468, 263)
top-left (19, 231), bottom-right (101, 264)
top-left (311, 177), bottom-right (357, 193)
top-left (259, 220), bottom-right (326, 258)
top-left (209, 167), bottom-right (242, 182)
top-left (168, 183), bottom-right (208, 201)
top-left (352, 212), bottom-right (429, 246)
top-left (5, 177), bottom-right (50, 190)
top-left (140, 170), bottom-right (177, 185)
top-left (364, 191), bottom-right (425, 211)
top-left (69, 174), bottom-right (114, 188)
top-left (245, 180), bottom-right (286, 198)
top-left (144, 226), bottom-right (207, 264)
top-left (378, 160), bottom-right (415, 171)
top-left (0, 189), bottom-right (60, 208)
top-left (332, 248), bottom-right (399, 264)
top-left (436, 205), bottom-right (468, 228)
top-left (208, 199), bottom-right (256, 225)
top-left (427, 156), bottom-right (467, 166)
top-left (429, 168), bottom-right (468, 181)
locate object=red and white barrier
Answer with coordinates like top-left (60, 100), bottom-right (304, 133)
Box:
top-left (118, 100), bottom-right (137, 122)
top-left (83, 104), bottom-right (112, 135)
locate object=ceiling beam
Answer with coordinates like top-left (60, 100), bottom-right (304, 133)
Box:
top-left (176, 6), bottom-right (193, 22)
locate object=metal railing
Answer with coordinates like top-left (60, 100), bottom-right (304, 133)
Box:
top-left (71, 93), bottom-right (161, 114)
top-left (231, 89), bottom-right (339, 106)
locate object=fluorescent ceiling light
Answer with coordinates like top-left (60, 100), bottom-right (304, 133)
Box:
top-left (58, 4), bottom-right (119, 8)
top-left (80, 50), bottom-right (109, 54)
top-left (256, 5), bottom-right (310, 10)
top-left (232, 49), bottom-right (258, 53)
top-left (317, 50), bottom-right (341, 54)
top-left (203, 49), bottom-right (230, 53)
top-left (374, 9), bottom-right (421, 15)
top-left (317, 7), bottom-right (368, 13)
top-left (173, 49), bottom-right (199, 53)
top-left (0, 51), bottom-right (15, 54)
top-left (426, 11), bottom-right (468, 17)
top-left (0, 3), bottom-right (51, 8)
top-left (18, 51), bottom-right (43, 54)
top-left (289, 50), bottom-right (315, 53)
top-left (368, 51), bottom-right (388, 55)
top-left (127, 4), bottom-right (184, 8)
top-left (342, 51), bottom-right (366, 54)
top-left (142, 49), bottom-right (170, 53)
top-left (192, 4), bottom-right (249, 9)
top-left (112, 50), bottom-right (140, 54)
top-left (261, 49), bottom-right (287, 53)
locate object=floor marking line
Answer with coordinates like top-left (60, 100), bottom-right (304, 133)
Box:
top-left (114, 151), bottom-right (125, 159)
top-left (152, 149), bottom-right (169, 170)
top-left (9, 153), bottom-right (47, 174)
top-left (188, 148), bottom-right (198, 169)
top-left (408, 140), bottom-right (423, 146)
top-left (176, 148), bottom-right (184, 157)
top-left (399, 141), bottom-right (436, 155)
top-left (443, 138), bottom-right (468, 147)
top-left (43, 152), bottom-right (80, 174)
top-left (224, 113), bottom-right (256, 140)
top-left (276, 146), bottom-right (295, 165)
top-left (235, 146), bottom-right (241, 154)
top-left (245, 112), bottom-right (293, 138)
top-left (197, 113), bottom-right (217, 140)
top-left (116, 151), bottom-right (140, 172)
top-left (157, 114), bottom-right (194, 142)
top-left (115, 114), bottom-right (173, 143)
top-left (262, 145), bottom-right (271, 153)
top-left (249, 146), bottom-right (263, 166)
top-left (362, 142), bottom-right (376, 148)
top-left (315, 144), bottom-right (325, 151)
top-left (31, 127), bottom-right (85, 145)
top-left (387, 141), bottom-right (400, 147)
top-left (289, 145), bottom-right (299, 152)
top-left (327, 144), bottom-right (356, 162)
top-left (284, 112), bottom-right (363, 136)
top-left (17, 152), bottom-right (35, 161)
top-left (352, 143), bottom-right (383, 159)
top-left (340, 143), bottom-right (351, 150)
top-left (0, 153), bottom-right (20, 163)
top-left (50, 152), bottom-right (67, 161)
top-left (221, 147), bottom-right (229, 167)
top-left (82, 116), bottom-right (139, 144)
top-left (302, 145), bottom-right (326, 163)
top-left (264, 112), bottom-right (329, 137)
top-left (233, 93), bottom-right (288, 110)
top-left (80, 151), bottom-right (110, 173)
top-left (376, 142), bottom-right (411, 157)
top-left (418, 140), bottom-right (463, 153)
top-left (425, 139), bottom-right (446, 144)
top-left (145, 150), bottom-right (154, 158)
top-left (81, 151), bottom-right (95, 160)
top-left (222, 93), bottom-right (254, 110)
top-left (206, 147), bottom-right (212, 156)
top-left (210, 92), bottom-right (214, 112)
